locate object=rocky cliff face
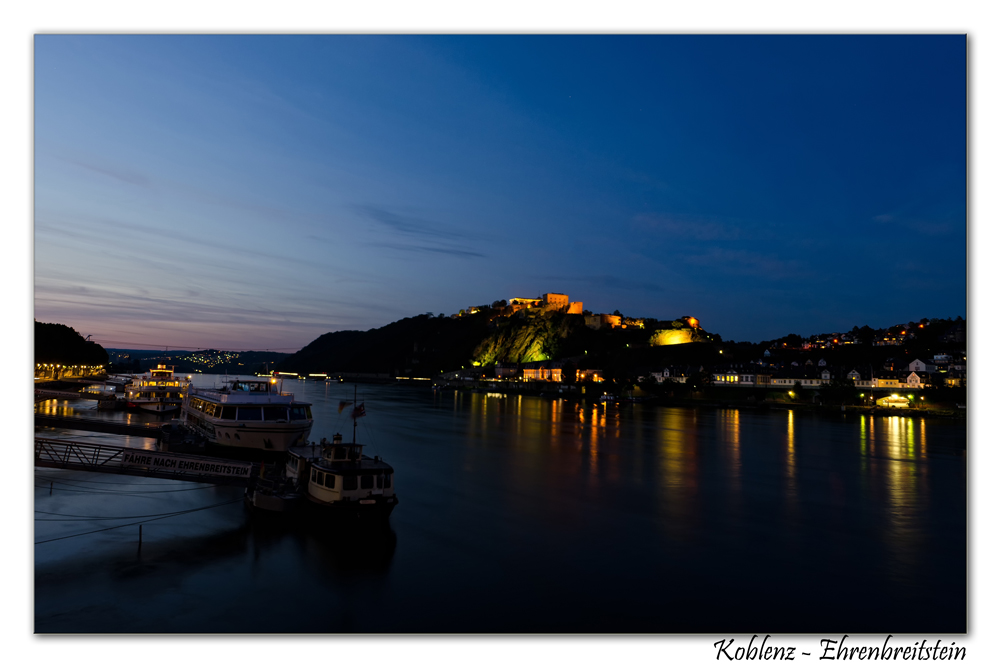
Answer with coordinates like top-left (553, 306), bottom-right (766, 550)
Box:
top-left (472, 312), bottom-right (584, 365)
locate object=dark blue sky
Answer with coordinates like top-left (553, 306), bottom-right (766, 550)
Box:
top-left (34, 35), bottom-right (966, 349)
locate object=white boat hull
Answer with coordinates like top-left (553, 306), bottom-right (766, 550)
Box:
top-left (131, 401), bottom-right (181, 413)
top-left (204, 421), bottom-right (312, 451)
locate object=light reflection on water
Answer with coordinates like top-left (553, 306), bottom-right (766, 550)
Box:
top-left (785, 410), bottom-right (798, 519)
top-left (35, 398), bottom-right (160, 451)
top-left (35, 380), bottom-right (966, 633)
top-left (658, 408), bottom-right (700, 544)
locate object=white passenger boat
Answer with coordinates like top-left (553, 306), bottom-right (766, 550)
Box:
top-left (124, 364), bottom-right (185, 414)
top-left (181, 376), bottom-right (313, 451)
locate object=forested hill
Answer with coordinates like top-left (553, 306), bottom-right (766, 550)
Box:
top-left (275, 310), bottom-right (720, 376)
top-left (34, 321), bottom-right (109, 365)
top-left (276, 313), bottom-right (493, 376)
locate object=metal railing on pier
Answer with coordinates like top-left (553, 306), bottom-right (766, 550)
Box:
top-left (35, 438), bottom-right (257, 486)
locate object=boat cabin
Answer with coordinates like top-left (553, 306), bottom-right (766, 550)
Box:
top-left (131, 364), bottom-right (183, 389)
top-left (307, 463), bottom-right (394, 503)
top-left (228, 379), bottom-right (276, 393)
top-left (290, 433), bottom-right (395, 505)
top-left (149, 364), bottom-right (177, 379)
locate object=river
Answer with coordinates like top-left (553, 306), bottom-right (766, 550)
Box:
top-left (34, 377), bottom-right (967, 633)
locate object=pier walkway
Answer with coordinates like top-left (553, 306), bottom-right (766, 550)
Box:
top-left (35, 437), bottom-right (256, 486)
top-left (35, 414), bottom-right (165, 439)
top-left (34, 389), bottom-right (84, 402)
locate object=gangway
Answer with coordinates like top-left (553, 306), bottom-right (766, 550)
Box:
top-left (35, 438), bottom-right (258, 486)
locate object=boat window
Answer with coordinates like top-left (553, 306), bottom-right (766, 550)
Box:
top-left (360, 475), bottom-right (373, 490)
top-left (263, 406), bottom-right (288, 421)
top-left (290, 406), bottom-right (309, 420)
top-left (343, 475), bottom-right (358, 491)
top-left (221, 406), bottom-right (237, 420)
top-left (310, 468), bottom-right (316, 482)
top-left (333, 447), bottom-right (346, 460)
top-left (376, 475), bottom-right (383, 489)
top-left (305, 406), bottom-right (312, 419)
top-left (384, 473), bottom-right (392, 488)
top-left (325, 475), bottom-right (337, 489)
top-left (315, 471), bottom-right (324, 486)
top-left (237, 407), bottom-right (262, 421)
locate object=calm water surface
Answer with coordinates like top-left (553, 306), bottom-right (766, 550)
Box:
top-left (34, 377), bottom-right (967, 633)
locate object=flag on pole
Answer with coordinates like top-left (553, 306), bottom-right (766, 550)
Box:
top-left (350, 402), bottom-right (366, 419)
top-left (338, 400), bottom-right (351, 413)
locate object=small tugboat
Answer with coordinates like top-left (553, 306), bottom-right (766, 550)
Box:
top-left (244, 390), bottom-right (397, 520)
top-left (288, 433), bottom-right (397, 519)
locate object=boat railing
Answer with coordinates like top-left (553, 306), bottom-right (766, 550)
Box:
top-left (189, 387), bottom-right (296, 397)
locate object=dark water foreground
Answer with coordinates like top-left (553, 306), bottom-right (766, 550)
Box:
top-left (34, 379), bottom-right (967, 633)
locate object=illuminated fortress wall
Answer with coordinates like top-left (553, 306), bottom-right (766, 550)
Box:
top-left (542, 293), bottom-right (569, 309)
top-left (648, 329), bottom-right (697, 346)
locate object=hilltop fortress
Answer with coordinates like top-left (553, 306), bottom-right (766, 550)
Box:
top-left (456, 292), bottom-right (632, 330)
top-left (453, 292), bottom-right (706, 347)
top-left (508, 293), bottom-right (583, 315)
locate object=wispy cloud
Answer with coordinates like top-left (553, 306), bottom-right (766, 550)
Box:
top-left (354, 205), bottom-right (486, 258)
top-left (537, 274), bottom-right (664, 292)
top-left (684, 248), bottom-right (802, 279)
top-left (872, 213), bottom-right (956, 236)
top-left (51, 151), bottom-right (333, 231)
top-left (63, 157), bottom-right (151, 187)
top-left (632, 213), bottom-right (770, 241)
top-left (371, 242), bottom-right (485, 258)
top-left (35, 213), bottom-right (343, 273)
top-left (34, 276), bottom-right (388, 331)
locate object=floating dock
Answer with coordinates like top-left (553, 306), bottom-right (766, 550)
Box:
top-left (34, 414), bottom-right (167, 439)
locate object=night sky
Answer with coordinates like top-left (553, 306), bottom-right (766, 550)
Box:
top-left (33, 35), bottom-right (967, 350)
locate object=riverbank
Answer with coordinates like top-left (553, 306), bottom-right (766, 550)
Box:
top-left (434, 381), bottom-right (968, 422)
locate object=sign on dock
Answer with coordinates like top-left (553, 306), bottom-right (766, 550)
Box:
top-left (119, 449), bottom-right (252, 478)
